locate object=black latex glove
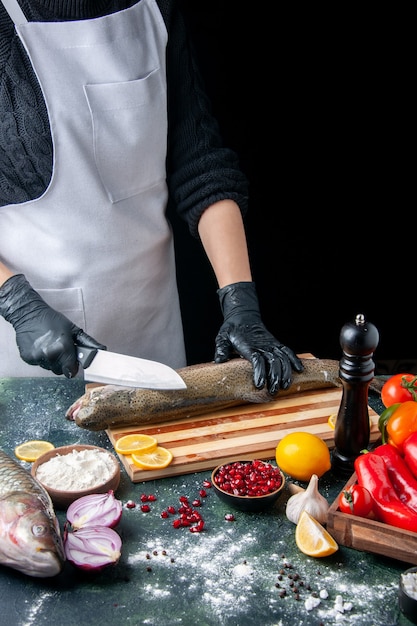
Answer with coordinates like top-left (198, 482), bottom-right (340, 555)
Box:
top-left (214, 281), bottom-right (304, 395)
top-left (0, 274), bottom-right (106, 378)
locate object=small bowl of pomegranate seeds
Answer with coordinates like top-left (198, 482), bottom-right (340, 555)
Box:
top-left (211, 459), bottom-right (285, 512)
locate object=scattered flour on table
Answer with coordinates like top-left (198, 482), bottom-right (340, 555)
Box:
top-left (128, 527), bottom-right (397, 625)
top-left (35, 448), bottom-right (115, 490)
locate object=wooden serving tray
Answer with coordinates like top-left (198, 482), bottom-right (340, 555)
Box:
top-left (327, 473), bottom-right (417, 565)
top-left (106, 386), bottom-right (380, 483)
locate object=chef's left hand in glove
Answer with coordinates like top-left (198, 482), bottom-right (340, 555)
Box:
top-left (214, 281), bottom-right (304, 395)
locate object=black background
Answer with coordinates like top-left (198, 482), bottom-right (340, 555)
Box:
top-left (172, 2), bottom-right (415, 374)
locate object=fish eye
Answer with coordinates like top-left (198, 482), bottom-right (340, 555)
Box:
top-left (32, 523), bottom-right (48, 537)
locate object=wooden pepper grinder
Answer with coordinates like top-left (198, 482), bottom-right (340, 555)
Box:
top-left (331, 313), bottom-right (379, 478)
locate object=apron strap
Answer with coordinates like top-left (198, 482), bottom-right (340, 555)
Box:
top-left (1, 0), bottom-right (27, 25)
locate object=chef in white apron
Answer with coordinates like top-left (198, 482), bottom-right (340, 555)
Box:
top-left (0, 0), bottom-right (304, 393)
top-left (0, 0), bottom-right (186, 377)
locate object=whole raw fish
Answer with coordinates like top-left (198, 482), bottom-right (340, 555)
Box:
top-left (67, 357), bottom-right (384, 432)
top-left (0, 449), bottom-right (65, 577)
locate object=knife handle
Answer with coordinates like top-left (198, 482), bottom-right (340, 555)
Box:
top-left (75, 345), bottom-right (98, 369)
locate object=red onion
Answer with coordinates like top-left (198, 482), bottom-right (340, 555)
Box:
top-left (64, 526), bottom-right (122, 571)
top-left (66, 490), bottom-right (122, 529)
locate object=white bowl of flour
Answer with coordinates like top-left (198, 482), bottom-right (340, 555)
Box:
top-left (31, 444), bottom-right (121, 509)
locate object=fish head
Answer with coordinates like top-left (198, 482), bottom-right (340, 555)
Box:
top-left (0, 492), bottom-right (65, 577)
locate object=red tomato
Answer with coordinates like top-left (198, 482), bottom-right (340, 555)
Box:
top-left (381, 373), bottom-right (417, 408)
top-left (338, 484), bottom-right (374, 518)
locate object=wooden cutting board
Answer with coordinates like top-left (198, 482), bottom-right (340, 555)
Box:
top-left (106, 385), bottom-right (380, 483)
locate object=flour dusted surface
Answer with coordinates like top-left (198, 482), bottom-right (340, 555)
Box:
top-left (35, 448), bottom-right (116, 491)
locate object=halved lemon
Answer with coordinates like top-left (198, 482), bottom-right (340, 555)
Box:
top-left (115, 433), bottom-right (158, 455)
top-left (295, 510), bottom-right (339, 557)
top-left (14, 440), bottom-right (55, 462)
top-left (131, 446), bottom-right (173, 470)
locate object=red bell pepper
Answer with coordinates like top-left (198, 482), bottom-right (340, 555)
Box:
top-left (354, 452), bottom-right (417, 533)
top-left (403, 431), bottom-right (417, 480)
top-left (371, 443), bottom-right (417, 513)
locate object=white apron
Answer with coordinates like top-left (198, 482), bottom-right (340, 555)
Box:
top-left (0, 0), bottom-right (186, 377)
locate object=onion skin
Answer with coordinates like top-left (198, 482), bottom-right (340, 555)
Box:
top-left (64, 525), bottom-right (122, 571)
top-left (66, 490), bottom-right (122, 530)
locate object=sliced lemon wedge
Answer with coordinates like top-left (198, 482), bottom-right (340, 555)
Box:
top-left (131, 446), bottom-right (173, 470)
top-left (14, 440), bottom-right (55, 462)
top-left (295, 510), bottom-right (339, 557)
top-left (115, 433), bottom-right (158, 455)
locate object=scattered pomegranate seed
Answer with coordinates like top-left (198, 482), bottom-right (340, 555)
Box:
top-left (125, 500), bottom-right (136, 509)
top-left (141, 504), bottom-right (151, 513)
top-left (161, 481), bottom-right (213, 532)
top-left (147, 494), bottom-right (157, 501)
top-left (224, 513), bottom-right (235, 521)
top-left (190, 519), bottom-right (204, 533)
top-left (140, 494), bottom-right (149, 502)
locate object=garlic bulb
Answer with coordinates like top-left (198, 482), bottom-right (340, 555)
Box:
top-left (285, 474), bottom-right (329, 525)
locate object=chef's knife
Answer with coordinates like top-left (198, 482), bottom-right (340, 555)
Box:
top-left (76, 345), bottom-right (187, 389)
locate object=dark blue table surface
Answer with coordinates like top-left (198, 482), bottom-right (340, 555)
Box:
top-left (0, 377), bottom-right (414, 626)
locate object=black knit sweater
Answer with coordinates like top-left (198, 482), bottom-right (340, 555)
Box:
top-left (0, 0), bottom-right (248, 237)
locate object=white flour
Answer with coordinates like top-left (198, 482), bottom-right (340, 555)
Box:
top-left (35, 448), bottom-right (115, 491)
top-left (127, 527), bottom-right (398, 625)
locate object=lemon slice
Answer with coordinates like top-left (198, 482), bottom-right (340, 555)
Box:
top-left (328, 414), bottom-right (337, 429)
top-left (14, 440), bottom-right (55, 462)
top-left (328, 413), bottom-right (371, 430)
top-left (131, 446), bottom-right (173, 470)
top-left (295, 510), bottom-right (339, 557)
top-left (115, 433), bottom-right (158, 455)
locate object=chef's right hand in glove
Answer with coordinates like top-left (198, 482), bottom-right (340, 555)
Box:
top-left (0, 274), bottom-right (106, 378)
top-left (214, 281), bottom-right (303, 395)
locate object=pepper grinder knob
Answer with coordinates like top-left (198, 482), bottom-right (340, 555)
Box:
top-left (331, 313), bottom-right (379, 478)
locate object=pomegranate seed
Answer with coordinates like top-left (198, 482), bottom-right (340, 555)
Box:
top-left (179, 496), bottom-right (189, 504)
top-left (172, 519), bottom-right (182, 529)
top-left (224, 513), bottom-right (235, 521)
top-left (140, 494), bottom-right (149, 502)
top-left (147, 494), bottom-right (157, 501)
top-left (202, 480), bottom-right (212, 488)
top-left (125, 500), bottom-right (136, 509)
top-left (141, 504), bottom-right (151, 513)
top-left (192, 499), bottom-right (201, 507)
top-left (199, 489), bottom-right (207, 497)
top-left (160, 510), bottom-right (169, 519)
top-left (190, 520), bottom-right (204, 533)
top-left (167, 505), bottom-right (176, 515)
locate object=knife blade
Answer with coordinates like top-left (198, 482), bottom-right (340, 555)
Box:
top-left (76, 345), bottom-right (187, 390)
